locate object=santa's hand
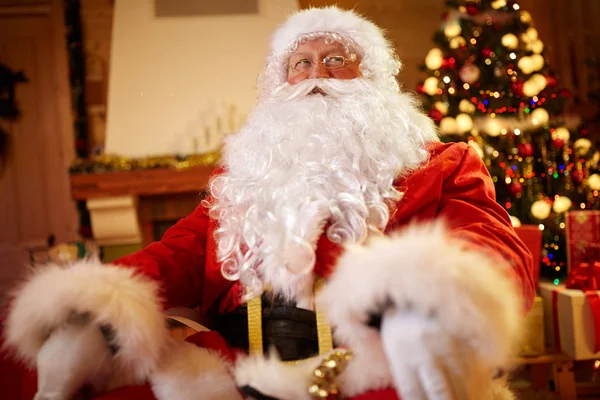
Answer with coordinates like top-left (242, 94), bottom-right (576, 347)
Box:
top-left (5, 261), bottom-right (170, 394)
top-left (34, 317), bottom-right (113, 400)
top-left (318, 223), bottom-right (523, 398)
top-left (380, 311), bottom-right (474, 400)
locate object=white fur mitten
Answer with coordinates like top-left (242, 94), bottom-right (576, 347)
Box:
top-left (34, 318), bottom-right (113, 400)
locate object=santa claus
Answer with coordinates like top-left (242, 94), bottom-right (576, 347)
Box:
top-left (2, 6), bottom-right (534, 400)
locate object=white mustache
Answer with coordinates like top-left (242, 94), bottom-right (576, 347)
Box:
top-left (270, 78), bottom-right (370, 102)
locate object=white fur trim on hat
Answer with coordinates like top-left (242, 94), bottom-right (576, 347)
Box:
top-left (259, 7), bottom-right (401, 97)
top-left (318, 222), bottom-right (523, 381)
top-left (150, 339), bottom-right (242, 400)
top-left (4, 260), bottom-right (169, 383)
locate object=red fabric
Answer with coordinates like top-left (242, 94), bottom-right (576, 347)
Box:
top-left (2, 142), bottom-right (535, 399)
top-left (514, 225), bottom-right (542, 286)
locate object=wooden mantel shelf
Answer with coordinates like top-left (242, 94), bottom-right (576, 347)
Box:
top-left (69, 165), bottom-right (216, 200)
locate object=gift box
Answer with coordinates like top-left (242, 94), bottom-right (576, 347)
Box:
top-left (540, 281), bottom-right (600, 360)
top-left (514, 225), bottom-right (542, 286)
top-left (566, 210), bottom-right (600, 271)
top-left (518, 296), bottom-right (545, 356)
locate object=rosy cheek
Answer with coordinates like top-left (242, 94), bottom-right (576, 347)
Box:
top-left (287, 73), bottom-right (308, 84)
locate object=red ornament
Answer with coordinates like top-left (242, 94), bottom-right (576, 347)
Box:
top-left (509, 181), bottom-right (523, 195)
top-left (517, 143), bottom-right (534, 157)
top-left (553, 139), bottom-right (565, 148)
top-left (511, 80), bottom-right (524, 95)
top-left (441, 11), bottom-right (449, 21)
top-left (466, 4), bottom-right (479, 15)
top-left (482, 48), bottom-right (493, 58)
top-left (546, 76), bottom-right (557, 87)
top-left (428, 109), bottom-right (443, 123)
top-left (417, 84), bottom-right (425, 93)
top-left (559, 88), bottom-right (571, 98)
top-left (571, 169), bottom-right (584, 184)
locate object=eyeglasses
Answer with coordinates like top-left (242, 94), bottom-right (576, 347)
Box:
top-left (289, 54), bottom-right (357, 73)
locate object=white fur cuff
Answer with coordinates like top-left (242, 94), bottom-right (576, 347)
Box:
top-left (319, 223), bottom-right (523, 368)
top-left (4, 260), bottom-right (169, 383)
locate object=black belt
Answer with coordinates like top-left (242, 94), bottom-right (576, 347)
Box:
top-left (214, 294), bottom-right (319, 361)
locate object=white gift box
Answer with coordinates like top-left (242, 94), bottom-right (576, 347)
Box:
top-left (540, 281), bottom-right (600, 360)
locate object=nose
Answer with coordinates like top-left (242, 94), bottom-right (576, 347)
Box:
top-left (310, 62), bottom-right (331, 79)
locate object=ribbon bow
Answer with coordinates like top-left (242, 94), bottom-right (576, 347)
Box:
top-left (566, 244), bottom-right (600, 291)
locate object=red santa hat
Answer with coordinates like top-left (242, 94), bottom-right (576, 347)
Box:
top-left (258, 7), bottom-right (402, 96)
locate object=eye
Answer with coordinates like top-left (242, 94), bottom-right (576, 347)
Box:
top-left (293, 59), bottom-right (312, 72)
top-left (323, 56), bottom-right (345, 68)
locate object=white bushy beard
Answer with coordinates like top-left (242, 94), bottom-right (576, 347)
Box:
top-left (208, 78), bottom-right (438, 301)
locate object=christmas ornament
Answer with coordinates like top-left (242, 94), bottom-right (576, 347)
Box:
top-left (574, 138), bottom-right (592, 155)
top-left (517, 143), bottom-right (534, 157)
top-left (510, 215), bottom-right (522, 227)
top-left (491, 0), bottom-right (507, 9)
top-left (509, 181), bottom-right (523, 195)
top-left (511, 80), bottom-right (524, 95)
top-left (553, 139), bottom-right (565, 148)
top-left (523, 74), bottom-right (546, 97)
top-left (528, 39), bottom-right (544, 54)
top-left (482, 48), bottom-right (494, 58)
top-left (459, 99), bottom-right (476, 114)
top-left (450, 36), bottom-right (466, 49)
top-left (588, 174), bottom-right (600, 190)
top-left (522, 80), bottom-right (541, 97)
top-left (530, 108), bottom-right (549, 126)
top-left (425, 48), bottom-right (444, 70)
top-left (592, 152), bottom-right (600, 168)
top-left (552, 127), bottom-right (570, 142)
top-left (423, 77), bottom-right (439, 96)
top-left (429, 109), bottom-right (443, 123)
top-left (466, 4), bottom-right (479, 15)
top-left (501, 34), bottom-right (519, 50)
top-left (521, 27), bottom-right (538, 43)
top-left (520, 11), bottom-right (532, 23)
top-left (518, 57), bottom-right (535, 75)
top-left (546, 76), bottom-right (557, 87)
top-left (552, 196), bottom-right (572, 213)
top-left (444, 21), bottom-right (462, 38)
top-left (531, 199), bottom-right (551, 220)
top-left (530, 54), bottom-right (545, 71)
top-left (439, 117), bottom-right (458, 135)
top-left (433, 101), bottom-right (448, 115)
top-left (459, 64), bottom-right (481, 84)
top-left (456, 113), bottom-right (474, 133)
top-left (572, 169), bottom-right (584, 184)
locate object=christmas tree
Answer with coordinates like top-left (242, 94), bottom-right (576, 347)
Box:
top-left (417, 0), bottom-right (600, 282)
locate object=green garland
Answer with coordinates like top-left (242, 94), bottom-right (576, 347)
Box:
top-left (69, 152), bottom-right (221, 174)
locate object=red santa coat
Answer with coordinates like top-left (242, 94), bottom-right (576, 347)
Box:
top-left (0, 141), bottom-right (535, 400)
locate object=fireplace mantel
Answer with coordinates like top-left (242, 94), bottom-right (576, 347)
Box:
top-left (70, 165), bottom-right (215, 247)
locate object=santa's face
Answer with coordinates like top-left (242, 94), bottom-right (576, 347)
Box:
top-left (208, 37), bottom-right (436, 300)
top-left (286, 38), bottom-right (362, 84)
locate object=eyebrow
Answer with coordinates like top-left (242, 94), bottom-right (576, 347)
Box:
top-left (290, 46), bottom-right (347, 59)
